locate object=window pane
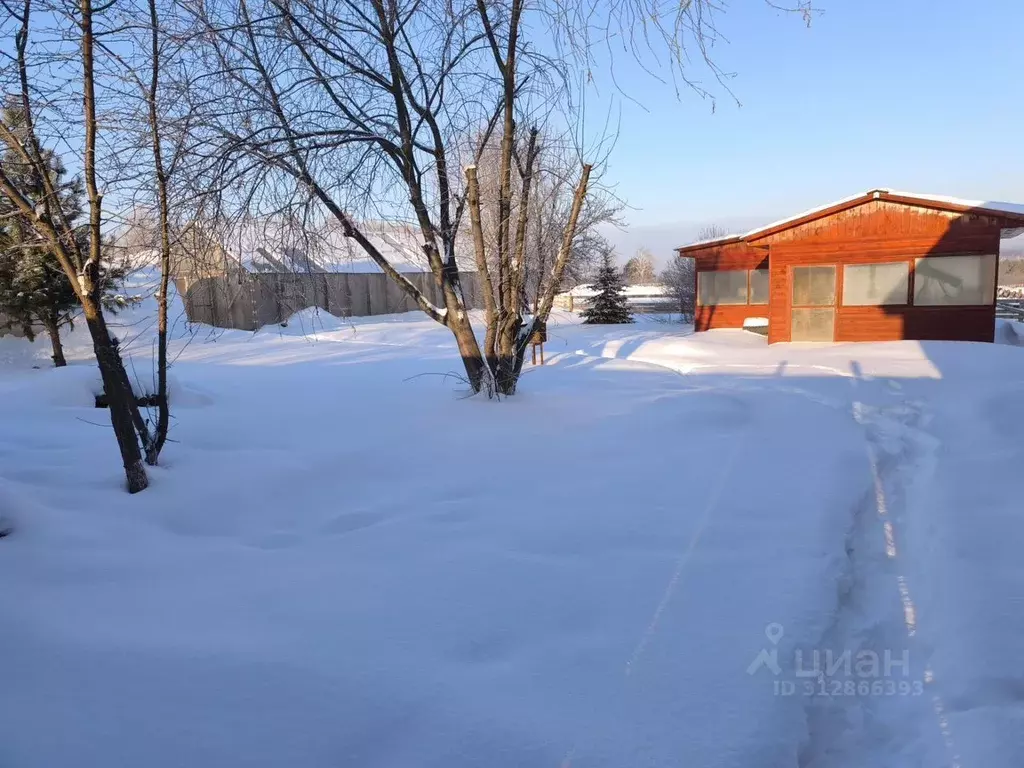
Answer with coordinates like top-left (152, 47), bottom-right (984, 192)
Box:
top-left (697, 271), bottom-right (714, 305)
top-left (791, 308), bottom-right (835, 341)
top-left (717, 271), bottom-right (749, 304)
top-left (698, 270), bottom-right (747, 305)
top-left (749, 269), bottom-right (769, 304)
top-left (792, 266), bottom-right (836, 306)
top-left (914, 255), bottom-right (997, 306)
top-left (843, 262), bottom-right (910, 306)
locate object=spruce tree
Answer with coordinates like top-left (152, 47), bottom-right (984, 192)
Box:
top-left (0, 101), bottom-right (127, 366)
top-left (582, 250), bottom-right (633, 324)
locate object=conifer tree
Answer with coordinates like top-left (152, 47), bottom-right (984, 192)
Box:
top-left (0, 102), bottom-right (129, 366)
top-left (582, 250), bottom-right (633, 324)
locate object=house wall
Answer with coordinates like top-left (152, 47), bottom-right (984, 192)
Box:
top-left (691, 242), bottom-right (768, 272)
top-left (694, 304), bottom-right (770, 331)
top-left (689, 243), bottom-right (770, 331)
top-left (755, 201), bottom-right (1002, 343)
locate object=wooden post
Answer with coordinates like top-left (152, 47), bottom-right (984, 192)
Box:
top-left (529, 319), bottom-right (547, 365)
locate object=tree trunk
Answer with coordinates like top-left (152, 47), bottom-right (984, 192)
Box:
top-left (493, 320), bottom-right (521, 395)
top-left (146, 0), bottom-right (171, 466)
top-left (492, 128), bottom-right (540, 396)
top-left (464, 165), bottom-right (498, 374)
top-left (494, 330), bottom-right (531, 396)
top-left (83, 301), bottom-right (148, 493)
top-left (43, 314), bottom-right (66, 367)
top-left (446, 307), bottom-right (488, 394)
top-left (146, 271), bottom-right (170, 466)
top-left (489, 163), bottom-right (592, 396)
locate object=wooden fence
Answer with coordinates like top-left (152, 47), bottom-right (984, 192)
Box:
top-left (176, 272), bottom-right (483, 331)
top-left (996, 299), bottom-right (1024, 322)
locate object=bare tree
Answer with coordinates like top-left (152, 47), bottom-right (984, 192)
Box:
top-left (660, 225), bottom-right (727, 319)
top-left (176, 0), bottom-right (806, 397)
top-left (176, 0), bottom-right (487, 387)
top-left (660, 254), bottom-right (696, 318)
top-left (138, 0), bottom-right (174, 464)
top-left (172, 0), bottom-right (812, 396)
top-left (93, 0), bottom-right (208, 465)
top-left (697, 225), bottom-right (729, 242)
top-left (624, 249), bottom-right (656, 285)
top-left (0, 0), bottom-right (149, 491)
top-left (464, 130), bottom-right (621, 321)
top-left (174, 0), bottom-right (594, 394)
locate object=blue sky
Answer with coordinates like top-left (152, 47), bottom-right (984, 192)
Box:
top-left (593, 0), bottom-right (1024, 258)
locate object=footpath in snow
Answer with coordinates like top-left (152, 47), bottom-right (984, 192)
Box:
top-left (0, 295), bottom-right (1022, 767)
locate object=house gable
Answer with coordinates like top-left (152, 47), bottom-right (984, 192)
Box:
top-left (747, 199), bottom-right (1006, 250)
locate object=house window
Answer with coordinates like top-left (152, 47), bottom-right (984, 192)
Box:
top-left (698, 270), bottom-right (748, 305)
top-left (843, 263), bottom-right (910, 306)
top-left (913, 254), bottom-right (997, 306)
top-left (749, 269), bottom-right (770, 304)
top-left (792, 265), bottom-right (836, 306)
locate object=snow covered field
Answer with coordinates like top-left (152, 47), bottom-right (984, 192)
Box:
top-left (1, 285), bottom-right (1023, 767)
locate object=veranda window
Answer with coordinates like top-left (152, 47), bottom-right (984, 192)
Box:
top-left (842, 263), bottom-right (910, 306)
top-left (749, 269), bottom-right (770, 304)
top-left (913, 255), bottom-right (996, 306)
top-left (792, 266), bottom-right (836, 306)
top-left (698, 271), bottom-right (749, 305)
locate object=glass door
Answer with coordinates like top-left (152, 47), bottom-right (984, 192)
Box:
top-left (791, 265), bottom-right (836, 341)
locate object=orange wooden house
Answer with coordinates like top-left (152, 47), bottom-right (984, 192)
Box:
top-left (675, 190), bottom-right (1024, 343)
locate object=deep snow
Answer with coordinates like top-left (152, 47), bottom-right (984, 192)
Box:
top-left (1, 284), bottom-right (1023, 767)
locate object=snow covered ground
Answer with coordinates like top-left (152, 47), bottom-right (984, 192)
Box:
top-left (1, 282), bottom-right (1023, 767)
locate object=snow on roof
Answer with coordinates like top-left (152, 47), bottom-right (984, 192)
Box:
top-left (882, 190), bottom-right (1024, 217)
top-left (676, 189), bottom-right (1024, 251)
top-left (227, 220), bottom-right (477, 275)
top-left (745, 189), bottom-right (1024, 240)
top-left (739, 190), bottom-right (878, 240)
top-left (678, 232), bottom-right (745, 249)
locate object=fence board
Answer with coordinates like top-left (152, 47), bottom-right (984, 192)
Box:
top-left (175, 272), bottom-right (482, 330)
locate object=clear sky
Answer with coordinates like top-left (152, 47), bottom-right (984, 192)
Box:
top-left (593, 0), bottom-right (1024, 259)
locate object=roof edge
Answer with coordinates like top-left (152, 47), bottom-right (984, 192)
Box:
top-left (674, 234), bottom-right (744, 254)
top-left (674, 190), bottom-right (1024, 254)
top-left (744, 189), bottom-right (1024, 244)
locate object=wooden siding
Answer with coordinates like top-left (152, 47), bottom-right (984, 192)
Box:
top-left (904, 307), bottom-right (995, 342)
top-left (691, 242), bottom-right (768, 271)
top-left (767, 261), bottom-right (790, 344)
top-left (695, 303), bottom-right (769, 332)
top-left (762, 202), bottom-right (1001, 343)
top-left (749, 200), bottom-right (1005, 247)
top-left (833, 306), bottom-right (995, 342)
top-left (689, 242), bottom-right (769, 331)
top-left (833, 306), bottom-right (906, 341)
